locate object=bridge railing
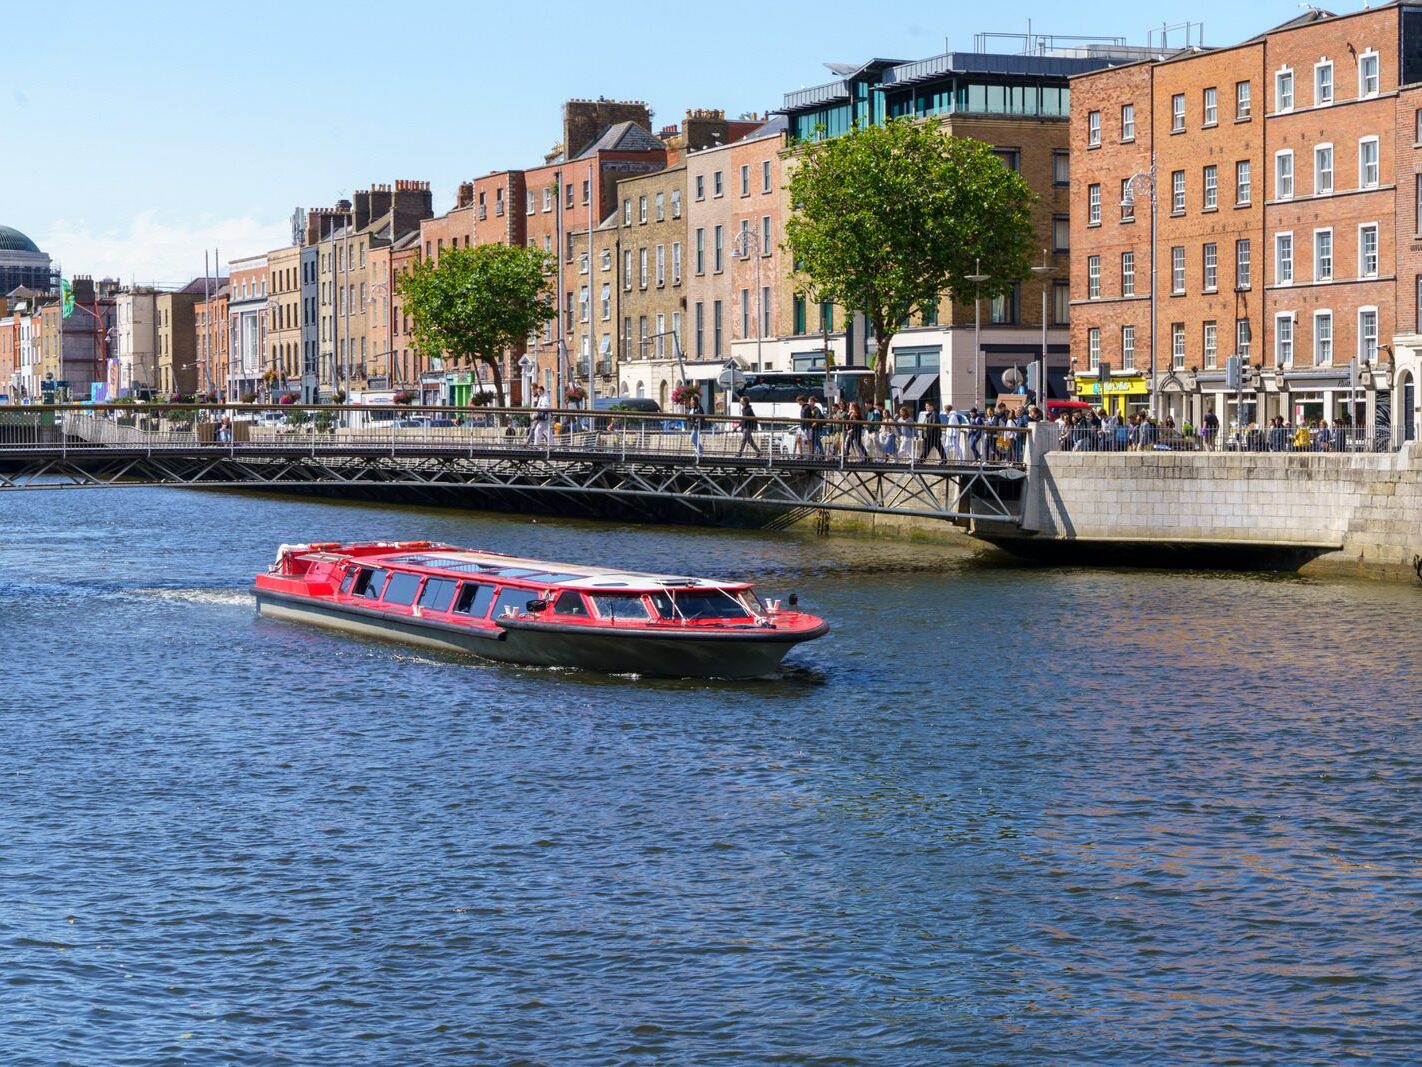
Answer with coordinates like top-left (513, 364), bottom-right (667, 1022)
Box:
top-left (1054, 422), bottom-right (1395, 454)
top-left (19, 403), bottom-right (1031, 471)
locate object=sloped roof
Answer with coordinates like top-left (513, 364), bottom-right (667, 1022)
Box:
top-left (1243, 7), bottom-right (1337, 42)
top-left (574, 120), bottom-right (665, 159)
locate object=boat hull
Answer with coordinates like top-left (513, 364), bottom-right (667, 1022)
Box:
top-left (255, 590), bottom-right (820, 679)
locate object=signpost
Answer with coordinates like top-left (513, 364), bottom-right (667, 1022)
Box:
top-left (717, 360), bottom-right (746, 415)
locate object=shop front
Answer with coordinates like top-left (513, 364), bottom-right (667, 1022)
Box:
top-left (1072, 372), bottom-right (1149, 416)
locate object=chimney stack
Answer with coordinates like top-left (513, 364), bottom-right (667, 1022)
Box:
top-left (353, 188), bottom-right (372, 231)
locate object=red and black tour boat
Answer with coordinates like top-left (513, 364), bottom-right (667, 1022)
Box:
top-left (253, 541), bottom-right (829, 679)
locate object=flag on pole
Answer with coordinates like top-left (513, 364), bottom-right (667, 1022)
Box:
top-left (60, 278), bottom-right (74, 318)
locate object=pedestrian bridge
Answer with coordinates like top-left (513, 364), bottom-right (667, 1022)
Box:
top-left (0, 406), bottom-right (1030, 526)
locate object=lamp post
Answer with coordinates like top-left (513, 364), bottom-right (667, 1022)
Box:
top-left (731, 224), bottom-right (764, 372)
top-left (368, 281), bottom-right (390, 386)
top-left (1030, 249), bottom-right (1054, 414)
top-left (966, 258), bottom-right (990, 410)
top-left (1122, 161), bottom-right (1158, 420)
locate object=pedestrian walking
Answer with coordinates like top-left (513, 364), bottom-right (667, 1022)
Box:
top-left (945, 404), bottom-right (968, 460)
top-left (687, 392), bottom-right (705, 460)
top-left (526, 385), bottom-right (552, 447)
top-left (917, 400), bottom-right (946, 462)
top-left (736, 393), bottom-right (760, 457)
top-left (845, 401), bottom-right (869, 460)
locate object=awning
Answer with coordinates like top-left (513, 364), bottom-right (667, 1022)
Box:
top-left (894, 373), bottom-right (937, 404)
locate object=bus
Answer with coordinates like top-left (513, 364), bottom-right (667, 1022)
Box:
top-left (737, 370), bottom-right (875, 420)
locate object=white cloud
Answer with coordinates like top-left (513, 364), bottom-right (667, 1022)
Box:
top-left (37, 210), bottom-right (292, 288)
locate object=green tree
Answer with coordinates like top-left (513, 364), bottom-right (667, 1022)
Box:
top-left (396, 243), bottom-right (555, 406)
top-left (785, 119), bottom-right (1037, 405)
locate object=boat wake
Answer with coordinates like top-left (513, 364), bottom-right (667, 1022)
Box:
top-left (127, 587), bottom-right (254, 609)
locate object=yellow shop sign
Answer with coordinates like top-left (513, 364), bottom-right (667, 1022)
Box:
top-left (1074, 375), bottom-right (1148, 397)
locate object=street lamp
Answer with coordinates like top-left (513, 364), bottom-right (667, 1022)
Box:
top-left (1122, 162), bottom-right (1158, 420)
top-left (965, 258), bottom-right (990, 410)
top-left (1030, 249), bottom-right (1055, 414)
top-left (731, 225), bottom-right (764, 372)
top-left (368, 282), bottom-right (390, 386)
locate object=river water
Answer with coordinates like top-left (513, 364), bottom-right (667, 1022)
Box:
top-left (2, 487), bottom-right (1420, 1065)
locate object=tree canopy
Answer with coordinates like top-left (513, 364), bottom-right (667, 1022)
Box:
top-left (784, 119), bottom-right (1037, 405)
top-left (396, 243), bottom-right (555, 406)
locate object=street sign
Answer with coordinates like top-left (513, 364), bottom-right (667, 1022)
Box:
top-left (717, 361), bottom-right (747, 392)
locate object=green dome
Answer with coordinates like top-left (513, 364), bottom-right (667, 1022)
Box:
top-left (0, 226), bottom-right (40, 254)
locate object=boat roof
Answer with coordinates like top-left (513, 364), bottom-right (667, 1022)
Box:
top-left (322, 543), bottom-right (750, 592)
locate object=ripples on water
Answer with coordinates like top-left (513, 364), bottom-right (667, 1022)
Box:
top-left (2, 489), bottom-right (1421, 1064)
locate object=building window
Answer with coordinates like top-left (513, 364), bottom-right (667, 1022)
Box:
top-left (1316, 60), bottom-right (1333, 105)
top-left (1052, 215), bottom-right (1070, 252)
top-left (638, 195), bottom-right (648, 223)
top-left (1171, 245), bottom-right (1185, 293)
top-left (1236, 159), bottom-right (1252, 205)
top-left (793, 293), bottom-right (806, 335)
top-left (1314, 311), bottom-right (1332, 364)
top-left (1203, 165), bottom-right (1218, 209)
top-left (695, 228), bottom-right (705, 274)
top-left (713, 300), bottom-right (723, 356)
top-left (601, 249), bottom-right (612, 272)
top-left (1122, 324), bottom-right (1135, 366)
top-left (1360, 51), bottom-right (1379, 97)
top-left (1276, 68), bottom-right (1294, 112)
top-left (713, 170), bottom-right (723, 197)
top-left (1276, 150), bottom-right (1294, 199)
top-left (1171, 170), bottom-right (1185, 213)
top-left (1359, 223), bottom-right (1379, 277)
top-left (1359, 137), bottom-right (1379, 188)
top-left (1088, 327), bottom-right (1101, 368)
top-left (695, 302), bottom-right (705, 355)
top-left (526, 191), bottom-right (535, 214)
top-left (739, 164), bottom-right (750, 196)
top-left (994, 148), bottom-right (1020, 171)
top-left (624, 249), bottom-right (633, 290)
top-left (655, 191), bottom-right (665, 221)
top-left (655, 244), bottom-right (665, 286)
top-left (1121, 179), bottom-right (1135, 221)
top-left (694, 175), bottom-right (705, 201)
top-left (1236, 239), bottom-right (1251, 289)
top-left (1276, 232), bottom-right (1294, 285)
top-left (1203, 242), bottom-right (1218, 291)
top-left (1236, 80), bottom-right (1252, 119)
top-left (638, 315), bottom-right (648, 357)
top-left (1171, 322), bottom-right (1186, 369)
top-left (762, 286), bottom-right (771, 336)
top-left (1088, 183), bottom-right (1101, 225)
top-left (671, 189), bottom-right (682, 218)
top-left (1171, 93), bottom-right (1185, 132)
top-left (713, 225), bottom-right (724, 271)
top-left (1237, 318), bottom-right (1252, 359)
top-left (1416, 175), bottom-right (1422, 233)
top-left (1053, 150), bottom-right (1070, 184)
top-left (1360, 308), bottom-right (1378, 363)
top-left (578, 285), bottom-right (589, 322)
top-left (1087, 110), bottom-right (1101, 146)
top-left (655, 313), bottom-right (666, 357)
top-left (1203, 321), bottom-right (1218, 367)
top-left (1087, 255), bottom-right (1101, 298)
top-left (639, 248), bottom-right (648, 289)
top-left (762, 160), bottom-right (772, 192)
top-left (1315, 229), bottom-right (1333, 281)
top-left (1052, 281), bottom-right (1070, 325)
top-left (739, 288), bottom-right (749, 336)
top-left (600, 283), bottom-right (611, 320)
top-left (1203, 86), bottom-right (1218, 125)
top-left (761, 215), bottom-right (772, 254)
top-left (1121, 251), bottom-right (1135, 296)
top-left (1315, 144), bottom-right (1334, 194)
top-left (989, 284), bottom-right (1018, 325)
top-left (623, 199), bottom-right (632, 225)
top-left (579, 251), bottom-right (589, 275)
top-left (543, 187), bottom-right (553, 211)
top-left (672, 242), bottom-right (682, 284)
top-left (1275, 313), bottom-right (1294, 367)
top-left (1417, 276), bottom-right (1422, 330)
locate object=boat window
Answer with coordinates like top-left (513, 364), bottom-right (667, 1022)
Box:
top-left (352, 567), bottom-right (388, 599)
top-left (670, 591), bottom-right (752, 620)
top-left (648, 592), bottom-right (674, 619)
top-left (520, 571), bottom-right (585, 585)
top-left (552, 591), bottom-right (589, 616)
top-left (339, 568), bottom-right (356, 594)
top-left (492, 587), bottom-right (533, 618)
top-left (453, 583), bottom-right (496, 618)
top-left (418, 577), bottom-right (458, 613)
top-left (382, 571), bottom-right (422, 606)
top-left (590, 594), bottom-right (651, 621)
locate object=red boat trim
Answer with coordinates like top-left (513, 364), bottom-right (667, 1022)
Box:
top-left (255, 588), bottom-right (508, 641)
top-left (494, 616), bottom-right (830, 644)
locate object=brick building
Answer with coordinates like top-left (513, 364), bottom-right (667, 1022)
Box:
top-left (267, 244), bottom-right (301, 394)
top-left (227, 255), bottom-right (267, 400)
top-left (1072, 6), bottom-right (1422, 428)
top-left (195, 281), bottom-right (229, 398)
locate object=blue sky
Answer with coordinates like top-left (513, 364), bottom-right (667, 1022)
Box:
top-left (5, 0), bottom-right (1305, 285)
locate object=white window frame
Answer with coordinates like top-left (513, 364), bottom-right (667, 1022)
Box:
top-left (1314, 227), bottom-right (1333, 282)
top-left (1088, 183), bottom-right (1101, 224)
top-left (1203, 242), bottom-right (1218, 292)
top-left (671, 241), bottom-right (682, 284)
top-left (1359, 49), bottom-right (1380, 98)
top-left (1313, 309), bottom-right (1333, 365)
top-left (1358, 222), bottom-right (1379, 278)
top-left (600, 282), bottom-right (611, 320)
top-left (1122, 324), bottom-right (1135, 366)
top-left (1358, 306), bottom-right (1379, 363)
top-left (1171, 93), bottom-right (1185, 132)
top-left (1236, 238), bottom-right (1252, 289)
top-left (1276, 67), bottom-right (1294, 112)
top-left (1203, 86), bottom-right (1218, 126)
top-left (1237, 318), bottom-right (1252, 359)
top-left (1121, 103), bottom-right (1135, 141)
top-left (1087, 327), bottom-right (1101, 368)
top-left (1121, 251), bottom-right (1135, 296)
top-left (1275, 149), bottom-right (1294, 200)
top-left (1203, 321), bottom-right (1218, 367)
top-left (1275, 311), bottom-right (1295, 367)
top-left (1172, 322), bottom-right (1186, 370)
top-left (1359, 136), bottom-right (1379, 189)
top-left (1236, 79), bottom-right (1252, 120)
top-left (1236, 159), bottom-right (1252, 205)
top-left (1315, 59), bottom-right (1333, 106)
top-left (1087, 110), bottom-right (1101, 146)
top-left (1171, 245), bottom-right (1186, 294)
top-left (1275, 231), bottom-right (1294, 285)
top-left (1203, 164), bottom-right (1218, 209)
top-left (1314, 143), bottom-right (1334, 195)
top-left (1172, 170), bottom-right (1186, 213)
top-left (1087, 255), bottom-right (1101, 299)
